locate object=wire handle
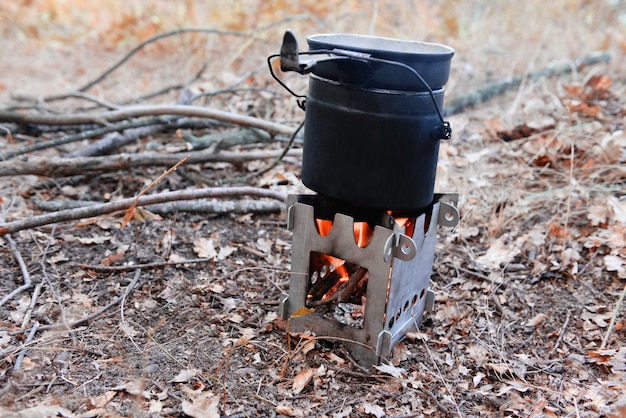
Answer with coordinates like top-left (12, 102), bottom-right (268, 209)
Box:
top-left (267, 41), bottom-right (452, 139)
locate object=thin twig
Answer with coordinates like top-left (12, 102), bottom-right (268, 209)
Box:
top-left (600, 281), bottom-right (626, 349)
top-left (75, 258), bottom-right (210, 272)
top-left (0, 186), bottom-right (287, 236)
top-left (237, 119), bottom-right (304, 184)
top-left (77, 29), bottom-right (247, 93)
top-left (120, 269), bottom-right (143, 353)
top-left (0, 233), bottom-right (32, 308)
top-left (12, 266), bottom-right (143, 335)
top-left (549, 311), bottom-right (571, 356)
top-left (13, 91), bottom-right (122, 110)
top-left (40, 226), bottom-right (72, 332)
top-left (13, 321), bottom-right (39, 372)
top-left (21, 282), bottom-right (44, 329)
top-left (413, 319), bottom-right (463, 417)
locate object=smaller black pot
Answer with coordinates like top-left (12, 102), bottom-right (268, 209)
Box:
top-left (307, 33), bottom-right (454, 91)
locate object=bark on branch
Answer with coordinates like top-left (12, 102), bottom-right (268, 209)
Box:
top-left (0, 186), bottom-right (287, 236)
top-left (0, 147), bottom-right (302, 177)
top-left (0, 104), bottom-right (296, 136)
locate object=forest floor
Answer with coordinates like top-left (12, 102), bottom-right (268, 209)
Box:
top-left (1, 2), bottom-right (626, 417)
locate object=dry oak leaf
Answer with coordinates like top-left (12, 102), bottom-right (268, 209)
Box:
top-left (374, 363), bottom-right (406, 378)
top-left (292, 368), bottom-right (315, 394)
top-left (181, 391), bottom-right (220, 418)
top-left (362, 401), bottom-right (386, 418)
top-left (171, 368), bottom-right (201, 383)
top-left (525, 313), bottom-right (548, 327)
top-left (193, 238), bottom-right (217, 259)
top-left (275, 404), bottom-right (306, 417)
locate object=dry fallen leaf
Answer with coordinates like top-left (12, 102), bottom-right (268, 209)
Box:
top-left (181, 391), bottom-right (220, 418)
top-left (373, 363), bottom-right (406, 378)
top-left (276, 404), bottom-right (305, 417)
top-left (193, 238), bottom-right (217, 259)
top-left (170, 368), bottom-right (201, 383)
top-left (89, 390), bottom-right (116, 408)
top-left (526, 313), bottom-right (548, 327)
top-left (292, 368), bottom-right (315, 394)
top-left (604, 255), bottom-right (625, 277)
top-left (362, 401), bottom-right (386, 418)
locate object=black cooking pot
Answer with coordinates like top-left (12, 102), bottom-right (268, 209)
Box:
top-left (268, 31), bottom-right (454, 211)
top-left (306, 33), bottom-right (454, 91)
top-left (302, 75), bottom-right (445, 210)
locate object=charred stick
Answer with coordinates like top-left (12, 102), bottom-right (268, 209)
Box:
top-left (307, 268), bottom-right (368, 308)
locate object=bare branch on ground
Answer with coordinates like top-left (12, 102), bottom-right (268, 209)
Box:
top-left (0, 186), bottom-right (287, 236)
top-left (0, 147), bottom-right (302, 177)
top-left (0, 104), bottom-right (296, 136)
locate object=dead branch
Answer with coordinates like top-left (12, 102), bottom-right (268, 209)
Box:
top-left (0, 186), bottom-right (287, 236)
top-left (71, 90), bottom-right (194, 157)
top-left (15, 268), bottom-right (143, 335)
top-left (0, 104), bottom-right (296, 136)
top-left (549, 311), bottom-right (571, 356)
top-left (145, 199), bottom-right (283, 214)
top-left (76, 29), bottom-right (248, 93)
top-left (1, 117), bottom-right (173, 160)
top-left (10, 91), bottom-right (122, 110)
top-left (13, 322), bottom-right (39, 372)
top-left (444, 51), bottom-right (611, 115)
top-left (0, 147), bottom-right (302, 177)
top-left (307, 268), bottom-right (368, 308)
top-left (600, 281), bottom-right (626, 349)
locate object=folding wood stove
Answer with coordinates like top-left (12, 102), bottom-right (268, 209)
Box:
top-left (269, 31), bottom-right (459, 366)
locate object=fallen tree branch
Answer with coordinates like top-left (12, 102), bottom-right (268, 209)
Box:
top-left (71, 90), bottom-right (194, 157)
top-left (1, 117), bottom-right (174, 160)
top-left (0, 186), bottom-right (287, 236)
top-left (0, 104), bottom-right (296, 136)
top-left (0, 147), bottom-right (302, 177)
top-left (146, 199), bottom-right (283, 214)
top-left (444, 51), bottom-right (611, 115)
top-left (10, 91), bottom-right (122, 110)
top-left (36, 198), bottom-right (283, 215)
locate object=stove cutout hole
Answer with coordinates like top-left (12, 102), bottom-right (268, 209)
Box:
top-left (306, 251), bottom-right (369, 329)
top-left (315, 219), bottom-right (374, 248)
top-left (394, 216), bottom-right (417, 239)
top-left (315, 219), bottom-right (333, 237)
top-left (423, 206), bottom-right (433, 236)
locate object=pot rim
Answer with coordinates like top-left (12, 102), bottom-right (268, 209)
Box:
top-left (307, 33), bottom-right (454, 60)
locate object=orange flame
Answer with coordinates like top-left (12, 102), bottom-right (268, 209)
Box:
top-left (315, 218), bottom-right (373, 248)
